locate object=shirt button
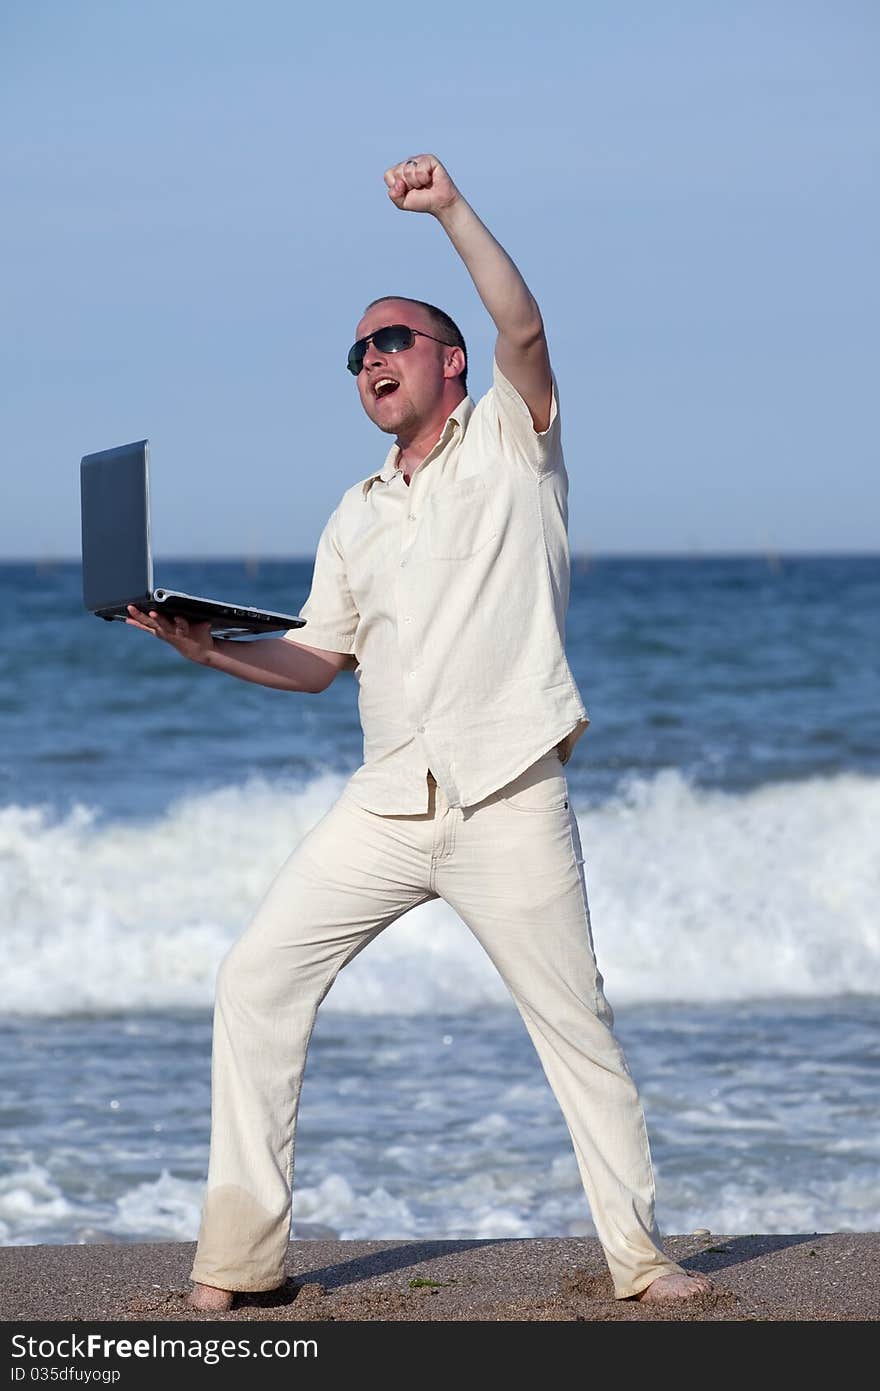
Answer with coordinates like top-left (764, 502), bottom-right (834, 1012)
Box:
top-left (408, 513), bottom-right (416, 521)
top-left (409, 670), bottom-right (416, 678)
top-left (400, 559), bottom-right (407, 568)
top-left (404, 616), bottom-right (413, 624)
top-left (417, 725), bottom-right (425, 733)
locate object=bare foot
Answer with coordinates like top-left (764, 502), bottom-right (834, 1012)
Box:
top-left (636, 1271), bottom-right (716, 1302)
top-left (187, 1282), bottom-right (235, 1312)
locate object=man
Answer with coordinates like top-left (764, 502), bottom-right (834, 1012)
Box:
top-left (127, 154), bottom-right (714, 1310)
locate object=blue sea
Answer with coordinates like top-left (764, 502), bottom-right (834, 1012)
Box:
top-left (1, 555), bottom-right (878, 1249)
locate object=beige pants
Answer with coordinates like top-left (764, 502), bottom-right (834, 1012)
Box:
top-left (190, 749), bottom-right (685, 1299)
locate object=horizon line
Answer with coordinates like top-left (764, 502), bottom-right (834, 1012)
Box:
top-left (2, 548), bottom-right (878, 565)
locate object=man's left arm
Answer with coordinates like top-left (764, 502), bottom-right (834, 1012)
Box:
top-left (385, 155), bottom-right (553, 432)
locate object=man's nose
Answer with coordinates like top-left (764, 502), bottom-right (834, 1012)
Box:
top-left (362, 337), bottom-right (387, 368)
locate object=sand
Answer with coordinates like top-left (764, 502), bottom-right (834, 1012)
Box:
top-left (1, 1232), bottom-right (877, 1323)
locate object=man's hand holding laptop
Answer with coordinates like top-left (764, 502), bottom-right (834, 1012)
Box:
top-left (124, 602), bottom-right (350, 694)
top-left (125, 606), bottom-right (214, 664)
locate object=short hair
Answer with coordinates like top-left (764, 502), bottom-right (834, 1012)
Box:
top-left (363, 296), bottom-right (468, 391)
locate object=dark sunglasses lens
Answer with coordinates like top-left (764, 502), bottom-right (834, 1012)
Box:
top-left (347, 341), bottom-right (366, 375)
top-left (372, 326), bottom-right (415, 355)
top-left (347, 326), bottom-right (415, 375)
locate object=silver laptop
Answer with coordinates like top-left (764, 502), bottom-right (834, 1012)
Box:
top-left (80, 440), bottom-right (307, 638)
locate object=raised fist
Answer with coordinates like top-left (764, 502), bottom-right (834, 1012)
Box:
top-left (384, 154), bottom-right (461, 215)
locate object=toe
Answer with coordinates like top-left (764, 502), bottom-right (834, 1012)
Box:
top-left (187, 1283), bottom-right (235, 1312)
top-left (636, 1271), bottom-right (716, 1302)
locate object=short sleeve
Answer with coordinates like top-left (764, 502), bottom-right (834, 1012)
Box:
top-left (282, 508), bottom-right (359, 655)
top-left (488, 357), bottom-right (563, 477)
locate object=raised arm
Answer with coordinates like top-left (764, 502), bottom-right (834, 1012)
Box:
top-left (385, 154), bottom-right (553, 431)
top-left (124, 607), bottom-right (349, 692)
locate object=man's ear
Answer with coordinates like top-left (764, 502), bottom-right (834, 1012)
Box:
top-left (443, 347), bottom-right (466, 380)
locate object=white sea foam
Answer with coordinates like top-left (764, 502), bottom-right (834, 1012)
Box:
top-left (1, 770), bottom-right (878, 1015)
top-left (661, 1174), bottom-right (880, 1240)
top-left (0, 1159), bottom-right (77, 1244)
top-left (1, 1156), bottom-right (877, 1248)
top-left (113, 1170), bottom-right (205, 1242)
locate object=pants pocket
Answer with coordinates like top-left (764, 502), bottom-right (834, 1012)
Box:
top-left (498, 751), bottom-right (569, 814)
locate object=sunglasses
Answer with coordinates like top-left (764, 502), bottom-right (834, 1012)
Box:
top-left (346, 324), bottom-right (456, 376)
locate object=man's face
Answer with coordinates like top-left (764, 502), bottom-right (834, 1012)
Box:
top-left (352, 299), bottom-right (456, 435)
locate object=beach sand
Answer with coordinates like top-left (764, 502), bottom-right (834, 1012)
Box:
top-left (1, 1233), bottom-right (876, 1322)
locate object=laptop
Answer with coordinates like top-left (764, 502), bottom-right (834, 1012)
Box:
top-left (80, 439), bottom-right (307, 638)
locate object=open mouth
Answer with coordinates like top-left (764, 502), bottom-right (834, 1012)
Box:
top-left (373, 377), bottom-right (400, 399)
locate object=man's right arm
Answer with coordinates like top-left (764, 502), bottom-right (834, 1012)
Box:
top-left (125, 606), bottom-right (350, 693)
top-left (205, 634), bottom-right (351, 692)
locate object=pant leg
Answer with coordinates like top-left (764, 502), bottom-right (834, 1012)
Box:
top-left (190, 789), bottom-right (436, 1292)
top-left (433, 752), bottom-right (687, 1299)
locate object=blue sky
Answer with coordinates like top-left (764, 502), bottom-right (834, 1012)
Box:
top-left (2, 0), bottom-right (876, 558)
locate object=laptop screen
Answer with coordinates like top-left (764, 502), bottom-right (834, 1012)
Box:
top-left (80, 440), bottom-right (153, 612)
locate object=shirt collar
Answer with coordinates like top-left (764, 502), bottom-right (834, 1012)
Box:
top-left (362, 395), bottom-right (475, 497)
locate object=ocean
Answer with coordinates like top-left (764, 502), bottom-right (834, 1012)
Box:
top-left (1, 554), bottom-right (878, 1249)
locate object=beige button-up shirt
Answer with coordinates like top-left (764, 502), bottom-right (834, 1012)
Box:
top-left (283, 359), bottom-right (589, 813)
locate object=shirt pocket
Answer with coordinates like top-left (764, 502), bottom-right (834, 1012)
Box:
top-left (425, 477), bottom-right (497, 559)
